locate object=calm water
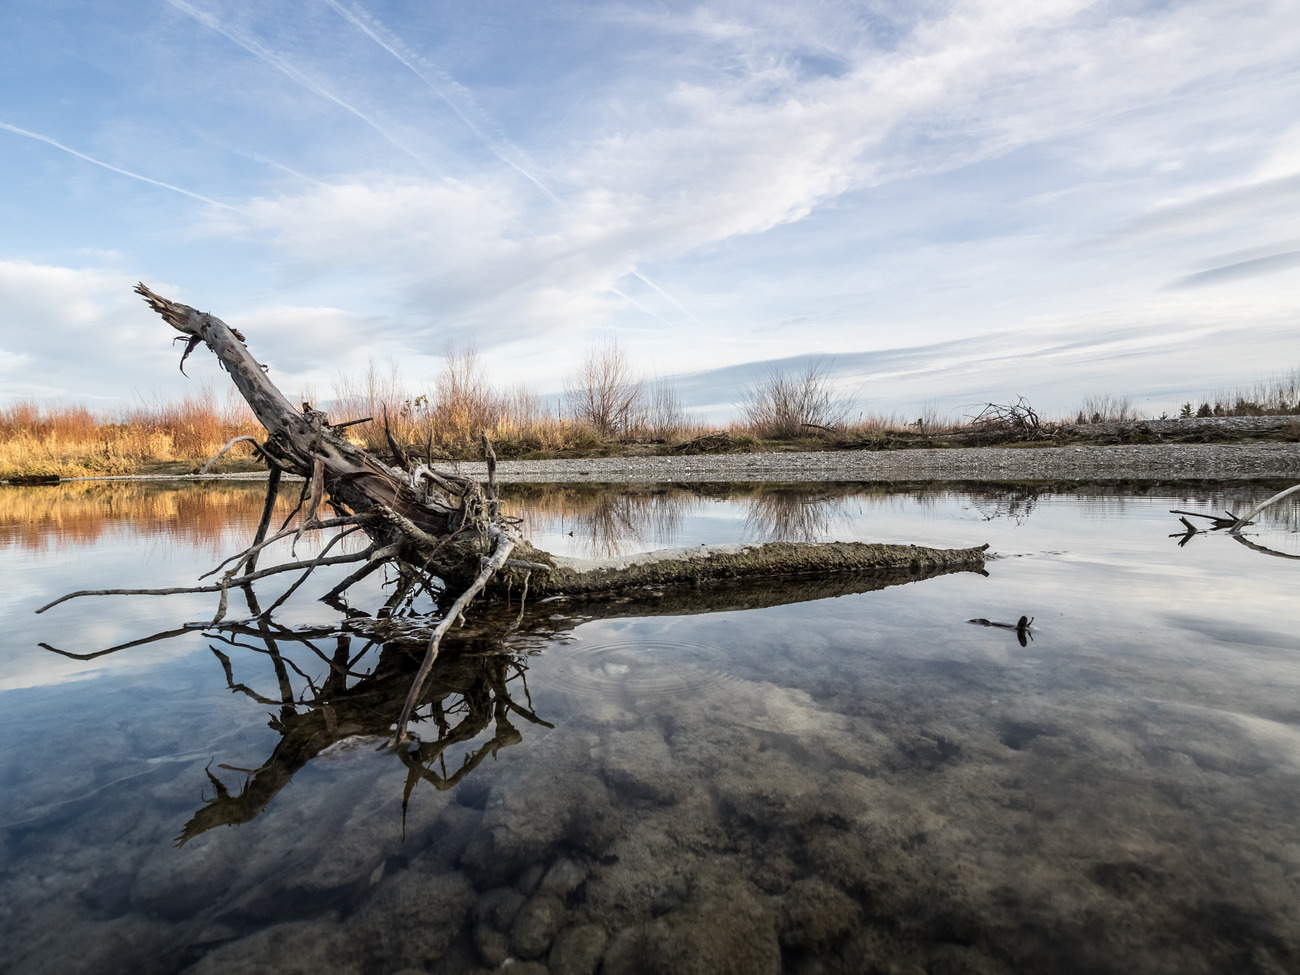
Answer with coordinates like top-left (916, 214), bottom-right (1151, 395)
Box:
top-left (1, 479), bottom-right (1298, 974)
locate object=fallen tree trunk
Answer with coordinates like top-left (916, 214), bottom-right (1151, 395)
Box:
top-left (54, 285), bottom-right (992, 744)
top-left (524, 540), bottom-right (990, 597)
top-left (130, 283), bottom-right (987, 597)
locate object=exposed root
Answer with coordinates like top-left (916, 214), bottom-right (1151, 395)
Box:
top-left (392, 526), bottom-right (519, 747)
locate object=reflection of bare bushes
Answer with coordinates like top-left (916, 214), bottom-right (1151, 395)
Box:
top-left (742, 488), bottom-right (861, 543)
top-left (965, 490), bottom-right (1040, 526)
top-left (502, 484), bottom-right (700, 558)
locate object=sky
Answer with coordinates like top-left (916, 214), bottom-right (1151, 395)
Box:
top-left (1, 0), bottom-right (1298, 422)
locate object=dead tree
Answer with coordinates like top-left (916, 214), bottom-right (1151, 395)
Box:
top-left (38, 285), bottom-right (991, 746)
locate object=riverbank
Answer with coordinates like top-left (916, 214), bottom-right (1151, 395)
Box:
top-left (39, 441), bottom-right (1299, 485)
top-left (456, 441), bottom-right (1300, 483)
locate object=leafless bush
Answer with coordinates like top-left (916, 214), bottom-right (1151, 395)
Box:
top-left (636, 376), bottom-right (697, 441)
top-left (565, 336), bottom-right (644, 437)
top-left (433, 341), bottom-right (499, 444)
top-left (738, 359), bottom-right (849, 439)
top-left (1200, 367), bottom-right (1300, 417)
top-left (1074, 392), bottom-right (1138, 424)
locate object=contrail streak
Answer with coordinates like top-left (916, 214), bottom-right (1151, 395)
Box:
top-left (321, 0), bottom-right (555, 201)
top-left (0, 121), bottom-right (235, 210)
top-left (325, 1), bottom-right (702, 329)
top-left (608, 287), bottom-right (677, 329)
top-left (166, 0), bottom-right (436, 174)
top-left (631, 270), bottom-right (702, 325)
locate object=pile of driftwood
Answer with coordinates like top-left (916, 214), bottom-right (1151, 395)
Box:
top-left (38, 286), bottom-right (991, 747)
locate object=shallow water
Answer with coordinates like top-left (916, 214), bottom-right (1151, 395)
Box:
top-left (1, 479), bottom-right (1298, 974)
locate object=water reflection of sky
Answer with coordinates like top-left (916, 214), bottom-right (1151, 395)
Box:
top-left (1, 479), bottom-right (1298, 973)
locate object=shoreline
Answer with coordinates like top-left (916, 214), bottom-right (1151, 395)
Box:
top-left (40, 441), bottom-right (1300, 485)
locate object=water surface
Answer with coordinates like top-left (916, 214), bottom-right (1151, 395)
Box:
top-left (1, 479), bottom-right (1297, 974)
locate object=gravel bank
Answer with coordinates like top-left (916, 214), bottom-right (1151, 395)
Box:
top-left (54, 441), bottom-right (1300, 486)
top-left (455, 442), bottom-right (1300, 484)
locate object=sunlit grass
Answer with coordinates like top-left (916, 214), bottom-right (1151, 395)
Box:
top-left (0, 385), bottom-right (261, 479)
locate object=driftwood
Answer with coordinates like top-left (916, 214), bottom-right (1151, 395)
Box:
top-left (1168, 486), bottom-right (1300, 558)
top-left (967, 615), bottom-right (1034, 646)
top-left (40, 285), bottom-right (992, 748)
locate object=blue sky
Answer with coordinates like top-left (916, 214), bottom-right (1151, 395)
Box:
top-left (1, 0), bottom-right (1298, 421)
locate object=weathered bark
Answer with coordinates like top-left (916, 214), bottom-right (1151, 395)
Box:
top-left (519, 540), bottom-right (990, 597)
top-left (135, 283), bottom-right (492, 587)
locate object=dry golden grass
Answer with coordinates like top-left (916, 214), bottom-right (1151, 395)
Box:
top-left (0, 385), bottom-right (262, 479)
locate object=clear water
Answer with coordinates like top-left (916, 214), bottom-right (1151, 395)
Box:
top-left (1, 479), bottom-right (1298, 974)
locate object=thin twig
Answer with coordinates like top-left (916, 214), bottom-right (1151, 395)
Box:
top-left (36, 547), bottom-right (379, 613)
top-left (319, 557), bottom-right (386, 605)
top-left (257, 526), bottom-right (366, 617)
top-left (201, 513), bottom-right (375, 580)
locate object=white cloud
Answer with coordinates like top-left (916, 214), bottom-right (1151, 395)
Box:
top-left (2, 0), bottom-right (1299, 409)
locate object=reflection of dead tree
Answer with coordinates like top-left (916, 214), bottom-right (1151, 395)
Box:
top-left (182, 633), bottom-right (548, 846)
top-left (177, 562), bottom-right (977, 842)
top-left (1169, 484), bottom-right (1300, 559)
top-left (37, 286), bottom-right (990, 747)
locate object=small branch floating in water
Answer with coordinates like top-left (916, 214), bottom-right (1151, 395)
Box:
top-left (967, 615), bottom-right (1034, 646)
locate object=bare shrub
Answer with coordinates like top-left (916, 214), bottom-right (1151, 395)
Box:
top-left (0, 384), bottom-right (261, 478)
top-left (1201, 367), bottom-right (1300, 417)
top-left (637, 376), bottom-right (696, 441)
top-left (738, 359), bottom-right (849, 439)
top-left (565, 336), bottom-right (644, 438)
top-left (1074, 392), bottom-right (1138, 424)
top-left (330, 360), bottom-right (416, 453)
top-left (433, 341), bottom-right (500, 447)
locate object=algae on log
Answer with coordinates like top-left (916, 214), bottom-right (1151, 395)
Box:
top-left (43, 286), bottom-right (989, 745)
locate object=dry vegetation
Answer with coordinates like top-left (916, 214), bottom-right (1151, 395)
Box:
top-left (0, 385), bottom-right (262, 481)
top-left (4, 351), bottom-right (1298, 481)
